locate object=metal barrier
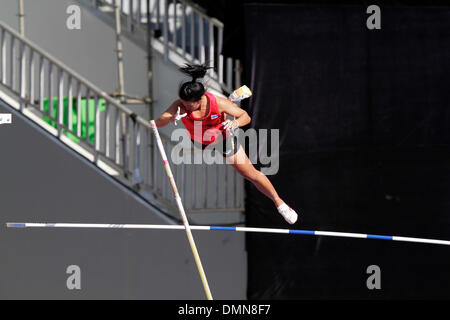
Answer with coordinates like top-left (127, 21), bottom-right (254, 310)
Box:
top-left (89, 0), bottom-right (241, 92)
top-left (0, 21), bottom-right (244, 213)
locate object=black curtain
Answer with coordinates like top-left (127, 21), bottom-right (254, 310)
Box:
top-left (244, 3), bottom-right (450, 299)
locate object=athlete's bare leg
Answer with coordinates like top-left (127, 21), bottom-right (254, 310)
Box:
top-left (224, 145), bottom-right (298, 223)
top-left (225, 145), bottom-right (285, 207)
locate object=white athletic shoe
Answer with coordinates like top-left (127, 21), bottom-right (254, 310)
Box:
top-left (277, 203), bottom-right (298, 224)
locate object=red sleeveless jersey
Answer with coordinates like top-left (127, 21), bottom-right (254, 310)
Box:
top-left (181, 93), bottom-right (227, 145)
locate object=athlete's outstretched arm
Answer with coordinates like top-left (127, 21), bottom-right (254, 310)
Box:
top-left (154, 100), bottom-right (181, 127)
top-left (216, 96), bottom-right (251, 128)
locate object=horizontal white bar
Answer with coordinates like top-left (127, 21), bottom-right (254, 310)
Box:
top-left (393, 236), bottom-right (450, 246)
top-left (315, 231), bottom-right (367, 239)
top-left (6, 222), bottom-right (450, 247)
top-left (236, 227), bottom-right (289, 234)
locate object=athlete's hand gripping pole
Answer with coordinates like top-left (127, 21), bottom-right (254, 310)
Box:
top-left (150, 120), bottom-right (213, 300)
top-left (174, 106), bottom-right (187, 126)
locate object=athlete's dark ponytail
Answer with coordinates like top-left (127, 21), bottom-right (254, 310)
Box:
top-left (178, 63), bottom-right (212, 101)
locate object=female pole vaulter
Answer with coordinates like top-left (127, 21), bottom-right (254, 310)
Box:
top-left (151, 64), bottom-right (298, 224)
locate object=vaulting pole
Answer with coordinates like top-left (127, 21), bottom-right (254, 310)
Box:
top-left (149, 120), bottom-right (213, 300)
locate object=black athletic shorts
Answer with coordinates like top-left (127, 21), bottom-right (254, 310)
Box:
top-left (191, 134), bottom-right (239, 158)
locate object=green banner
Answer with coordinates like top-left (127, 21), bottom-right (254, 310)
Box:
top-left (42, 97), bottom-right (106, 143)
